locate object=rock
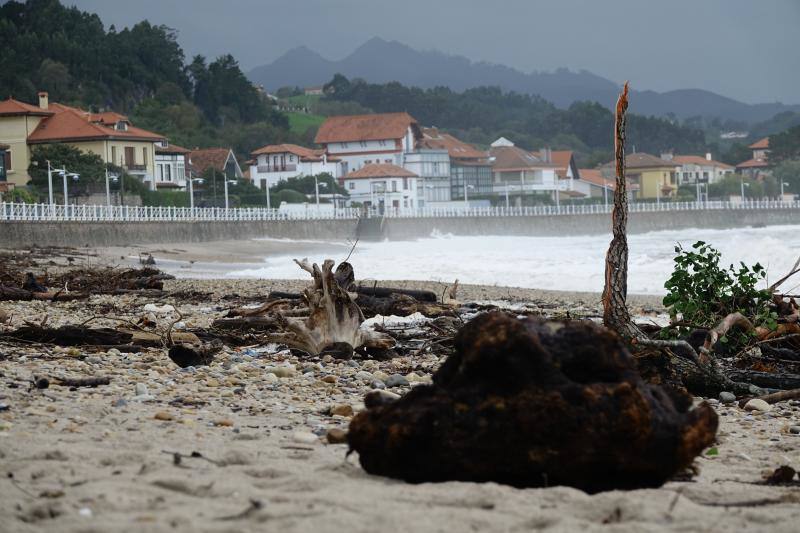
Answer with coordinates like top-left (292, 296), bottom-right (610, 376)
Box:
top-left (143, 303), bottom-right (175, 314)
top-left (112, 399), bottom-right (127, 408)
top-left (0, 403), bottom-right (9, 412)
top-left (154, 411), bottom-right (174, 421)
top-left (744, 399), bottom-right (772, 412)
top-left (292, 431), bottom-right (319, 444)
top-left (330, 404), bottom-right (354, 417)
top-left (206, 378), bottom-right (220, 387)
top-left (321, 375), bottom-right (338, 384)
top-left (719, 392), bottom-right (736, 404)
top-left (213, 419), bottom-right (234, 427)
top-left (371, 380), bottom-right (386, 390)
top-left (326, 428), bottom-right (348, 444)
top-left (386, 374), bottom-right (410, 388)
top-left (355, 371), bottom-right (374, 382)
top-left (373, 370), bottom-right (390, 382)
top-left (266, 366), bottom-right (296, 378)
top-left (34, 377), bottom-right (49, 389)
top-left (264, 373), bottom-right (279, 384)
top-left (107, 348), bottom-right (122, 357)
top-left (135, 383), bottom-right (149, 396)
top-left (789, 426), bottom-right (800, 435)
top-left (364, 390), bottom-right (401, 408)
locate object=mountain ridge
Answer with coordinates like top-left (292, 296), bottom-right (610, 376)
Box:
top-left (248, 37), bottom-right (800, 124)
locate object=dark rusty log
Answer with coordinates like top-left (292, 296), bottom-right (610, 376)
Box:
top-left (727, 371), bottom-right (800, 391)
top-left (1, 325), bottom-right (133, 346)
top-left (212, 316), bottom-right (279, 331)
top-left (168, 342), bottom-right (219, 368)
top-left (348, 312), bottom-right (717, 493)
top-left (355, 285), bottom-right (438, 303)
top-left (266, 291), bottom-right (303, 300)
top-left (356, 293), bottom-right (454, 319)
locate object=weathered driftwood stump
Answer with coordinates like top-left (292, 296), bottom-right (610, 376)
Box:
top-left (348, 312), bottom-right (718, 493)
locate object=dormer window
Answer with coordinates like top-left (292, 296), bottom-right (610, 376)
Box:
top-left (115, 121), bottom-right (128, 131)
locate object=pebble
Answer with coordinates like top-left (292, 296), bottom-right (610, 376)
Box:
top-left (154, 411), bottom-right (174, 421)
top-left (107, 348), bottom-right (121, 357)
top-left (292, 431), bottom-right (319, 444)
top-left (386, 374), bottom-right (410, 387)
top-left (719, 392), bottom-right (736, 404)
top-left (371, 380), bottom-right (386, 390)
top-left (264, 373), bottom-right (279, 384)
top-left (213, 419), bottom-right (234, 427)
top-left (321, 375), bottom-right (338, 384)
top-left (373, 370), bottom-right (390, 382)
top-left (355, 371), bottom-right (374, 382)
top-left (326, 428), bottom-right (347, 444)
top-left (330, 404), bottom-right (354, 417)
top-left (744, 399), bottom-right (772, 413)
top-left (265, 366), bottom-right (296, 378)
top-left (790, 426), bottom-right (800, 435)
top-left (134, 383), bottom-right (149, 396)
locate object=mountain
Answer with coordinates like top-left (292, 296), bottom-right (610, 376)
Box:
top-left (248, 37), bottom-right (800, 124)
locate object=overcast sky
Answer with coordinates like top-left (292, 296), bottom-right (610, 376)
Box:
top-left (66, 0), bottom-right (800, 104)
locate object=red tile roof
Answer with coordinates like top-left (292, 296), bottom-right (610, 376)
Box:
top-left (26, 103), bottom-right (163, 144)
top-left (315, 112), bottom-right (419, 144)
top-left (0, 97), bottom-right (53, 117)
top-left (736, 158), bottom-right (769, 169)
top-left (579, 168), bottom-right (640, 191)
top-left (345, 163), bottom-right (417, 179)
top-left (671, 155), bottom-right (733, 169)
top-left (188, 148), bottom-right (232, 174)
top-left (749, 137), bottom-right (769, 150)
top-left (420, 128), bottom-right (487, 160)
top-left (250, 143), bottom-right (339, 162)
top-left (600, 152), bottom-right (676, 170)
top-left (490, 146), bottom-right (554, 171)
top-left (155, 143), bottom-right (190, 155)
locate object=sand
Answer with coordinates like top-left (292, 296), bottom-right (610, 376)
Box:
top-left (1, 252), bottom-right (799, 532)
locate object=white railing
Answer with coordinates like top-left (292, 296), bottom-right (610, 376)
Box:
top-left (1, 200), bottom-right (798, 223)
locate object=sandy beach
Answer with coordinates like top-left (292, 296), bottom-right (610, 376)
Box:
top-left (1, 248), bottom-right (799, 532)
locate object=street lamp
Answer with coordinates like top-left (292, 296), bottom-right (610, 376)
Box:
top-left (45, 160), bottom-right (65, 206)
top-left (63, 172), bottom-right (79, 207)
top-left (463, 183), bottom-right (475, 206)
top-left (188, 177), bottom-right (204, 210)
top-left (105, 168), bottom-right (118, 206)
top-left (223, 177), bottom-right (238, 210)
top-left (314, 178), bottom-right (328, 209)
top-left (781, 181), bottom-right (790, 198)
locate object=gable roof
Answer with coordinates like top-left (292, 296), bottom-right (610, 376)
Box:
top-left (155, 143), bottom-right (190, 155)
top-left (490, 146), bottom-right (554, 171)
top-left (672, 155), bottom-right (733, 169)
top-left (579, 168), bottom-right (640, 191)
top-left (250, 143), bottom-right (339, 162)
top-left (345, 163), bottom-right (417, 179)
top-left (420, 128), bottom-right (488, 160)
top-left (0, 97), bottom-right (54, 117)
top-left (188, 147), bottom-right (242, 177)
top-left (736, 158), bottom-right (769, 169)
top-left (531, 149), bottom-right (575, 177)
top-left (749, 137), bottom-right (769, 150)
top-left (315, 112), bottom-right (419, 144)
top-left (601, 152), bottom-right (676, 170)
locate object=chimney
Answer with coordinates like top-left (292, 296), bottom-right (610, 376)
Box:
top-left (540, 147), bottom-right (551, 163)
top-left (37, 91), bottom-right (49, 110)
top-left (705, 152), bottom-right (712, 161)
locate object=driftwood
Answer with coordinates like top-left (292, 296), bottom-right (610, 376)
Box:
top-left (0, 285), bottom-right (88, 302)
top-left (212, 316), bottom-right (278, 331)
top-left (2, 325), bottom-right (134, 346)
top-left (168, 342), bottom-right (220, 368)
top-left (354, 286), bottom-right (438, 303)
top-left (348, 312), bottom-right (717, 492)
top-left (738, 387), bottom-right (800, 407)
top-left (51, 376), bottom-right (111, 387)
top-left (727, 371), bottom-right (800, 391)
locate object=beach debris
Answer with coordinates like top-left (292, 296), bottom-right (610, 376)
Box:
top-left (764, 466), bottom-right (797, 485)
top-left (348, 311), bottom-right (718, 493)
top-left (167, 342), bottom-right (219, 368)
top-left (50, 375), bottom-right (111, 388)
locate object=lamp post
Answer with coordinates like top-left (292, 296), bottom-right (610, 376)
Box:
top-left (315, 180), bottom-right (328, 210)
top-left (603, 179), bottom-right (609, 207)
top-left (781, 181), bottom-right (789, 198)
top-left (223, 177), bottom-right (238, 210)
top-left (463, 183), bottom-right (474, 206)
top-left (740, 175), bottom-right (745, 200)
top-left (188, 177), bottom-right (204, 210)
top-left (505, 183), bottom-right (510, 208)
top-left (63, 172), bottom-right (79, 207)
top-left (264, 176), bottom-right (271, 210)
top-left (105, 168), bottom-right (119, 206)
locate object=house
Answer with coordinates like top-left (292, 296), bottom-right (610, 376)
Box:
top-left (0, 143), bottom-right (12, 196)
top-left (418, 128), bottom-right (491, 204)
top-left (154, 141), bottom-right (190, 189)
top-left (341, 163), bottom-right (419, 212)
top-left (736, 137), bottom-right (771, 179)
top-left (578, 168), bottom-right (640, 200)
top-left (531, 149), bottom-right (586, 199)
top-left (663, 153), bottom-right (733, 185)
top-left (489, 141), bottom-right (560, 203)
top-left (188, 147), bottom-right (243, 180)
top-left (314, 112), bottom-right (421, 175)
top-left (0, 92), bottom-right (165, 190)
top-left (601, 153), bottom-right (677, 200)
top-left (304, 86), bottom-right (324, 96)
top-left (249, 143), bottom-right (342, 190)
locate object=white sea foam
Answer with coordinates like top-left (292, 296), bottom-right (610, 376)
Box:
top-left (227, 225), bottom-right (800, 295)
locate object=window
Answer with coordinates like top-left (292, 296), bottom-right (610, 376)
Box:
top-left (432, 162), bottom-right (439, 174)
top-left (392, 181), bottom-right (398, 192)
top-left (164, 165), bottom-right (172, 182)
top-left (403, 177), bottom-right (408, 190)
top-left (360, 141), bottom-right (367, 148)
top-left (403, 199), bottom-right (408, 208)
top-left (342, 142), bottom-right (349, 149)
top-left (385, 159), bottom-right (392, 163)
top-left (348, 181), bottom-right (355, 190)
top-left (158, 164), bottom-right (163, 181)
top-left (289, 155), bottom-right (294, 162)
top-left (3, 149), bottom-right (11, 172)
top-left (124, 147), bottom-right (135, 167)
top-left (111, 146), bottom-right (117, 165)
top-left (142, 147), bottom-right (147, 166)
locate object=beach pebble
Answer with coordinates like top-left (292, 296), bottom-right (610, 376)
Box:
top-left (719, 392), bottom-right (736, 404)
top-left (789, 426), bottom-right (800, 435)
top-left (373, 370), bottom-right (390, 382)
top-left (292, 431), bottom-right (319, 444)
top-left (326, 428), bottom-right (347, 444)
top-left (321, 375), bottom-right (338, 384)
top-left (744, 399), bottom-right (771, 412)
top-left (154, 411), bottom-right (174, 421)
top-left (264, 373), bottom-right (279, 384)
top-left (107, 348), bottom-right (121, 357)
top-left (213, 419), bottom-right (234, 427)
top-left (355, 371), bottom-right (374, 382)
top-left (371, 380), bottom-right (386, 390)
top-left (330, 404), bottom-right (354, 417)
top-left (265, 366), bottom-right (296, 378)
top-left (386, 374), bottom-right (410, 388)
top-left (135, 383), bottom-right (149, 396)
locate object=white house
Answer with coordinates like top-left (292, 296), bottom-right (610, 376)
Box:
top-left (249, 143), bottom-right (342, 190)
top-left (314, 112), bottom-right (420, 175)
top-left (663, 153), bottom-right (734, 185)
top-left (154, 141), bottom-right (189, 189)
top-left (341, 163), bottom-right (419, 213)
top-left (489, 142), bottom-right (561, 202)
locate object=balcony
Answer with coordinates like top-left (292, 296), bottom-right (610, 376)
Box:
top-left (256, 164), bottom-right (297, 173)
top-left (124, 164), bottom-right (147, 174)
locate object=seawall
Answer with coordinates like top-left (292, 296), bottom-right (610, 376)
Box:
top-left (1, 208), bottom-right (797, 248)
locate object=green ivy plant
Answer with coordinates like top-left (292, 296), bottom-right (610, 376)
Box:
top-left (662, 241), bottom-right (776, 340)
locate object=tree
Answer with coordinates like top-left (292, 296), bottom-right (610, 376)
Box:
top-left (768, 126), bottom-right (800, 164)
top-left (270, 173), bottom-right (348, 197)
top-left (772, 159), bottom-right (800, 195)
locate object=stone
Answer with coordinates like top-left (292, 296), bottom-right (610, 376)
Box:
top-left (371, 380), bottom-right (386, 390)
top-left (107, 348), bottom-right (122, 357)
top-left (264, 373), bottom-right (279, 384)
top-left (134, 383), bottom-right (149, 396)
top-left (292, 431), bottom-right (319, 444)
top-left (326, 428), bottom-right (348, 444)
top-left (266, 366), bottom-right (296, 378)
top-left (719, 392), bottom-right (736, 404)
top-left (744, 399), bottom-right (771, 413)
top-left (330, 404), bottom-right (354, 417)
top-left (386, 374), bottom-right (410, 388)
top-left (321, 375), bottom-right (338, 384)
top-left (213, 419), bottom-right (234, 427)
top-left (355, 371), bottom-right (374, 382)
top-left (206, 378), bottom-right (220, 387)
top-left (154, 411), bottom-right (174, 421)
top-left (112, 399), bottom-right (127, 408)
top-left (373, 370), bottom-right (390, 382)
top-left (789, 426), bottom-right (800, 435)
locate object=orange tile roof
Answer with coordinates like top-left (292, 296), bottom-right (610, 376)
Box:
top-left (345, 163), bottom-right (418, 179)
top-left (736, 158), bottom-right (769, 169)
top-left (420, 128), bottom-right (488, 160)
top-left (188, 148), bottom-right (233, 175)
top-left (0, 97), bottom-right (53, 116)
top-left (748, 137), bottom-right (769, 149)
top-left (671, 155), bottom-right (733, 169)
top-left (490, 146), bottom-right (555, 171)
top-left (26, 102), bottom-right (163, 144)
top-left (155, 143), bottom-right (190, 155)
top-left (600, 152), bottom-right (676, 170)
top-left (315, 112), bottom-right (419, 144)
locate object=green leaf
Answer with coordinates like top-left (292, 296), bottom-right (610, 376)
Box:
top-left (705, 447), bottom-right (719, 456)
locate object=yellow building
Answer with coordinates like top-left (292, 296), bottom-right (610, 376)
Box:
top-left (602, 152), bottom-right (677, 200)
top-left (0, 92), bottom-right (164, 189)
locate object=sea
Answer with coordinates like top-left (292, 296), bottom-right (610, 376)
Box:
top-left (227, 225), bottom-right (800, 295)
